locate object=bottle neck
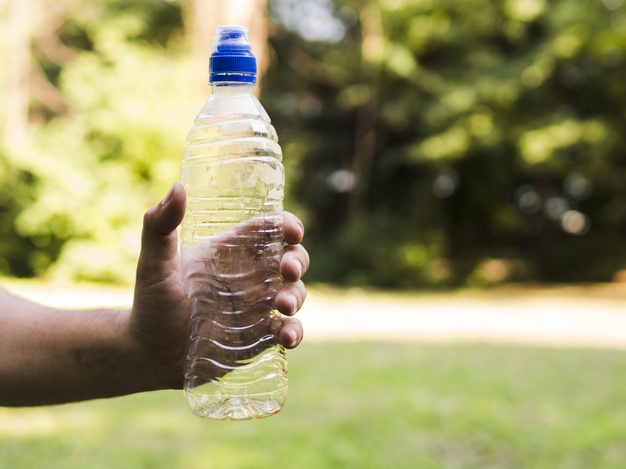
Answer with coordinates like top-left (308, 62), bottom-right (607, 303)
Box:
top-left (210, 82), bottom-right (256, 95)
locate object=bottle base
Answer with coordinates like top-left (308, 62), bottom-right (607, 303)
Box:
top-left (185, 387), bottom-right (288, 420)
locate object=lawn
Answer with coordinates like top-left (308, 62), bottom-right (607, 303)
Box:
top-left (2, 342), bottom-right (626, 468)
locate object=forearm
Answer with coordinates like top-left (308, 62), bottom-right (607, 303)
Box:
top-left (0, 289), bottom-right (163, 406)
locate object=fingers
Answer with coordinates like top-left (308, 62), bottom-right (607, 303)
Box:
top-left (283, 211), bottom-right (305, 245)
top-left (281, 212), bottom-right (309, 284)
top-left (136, 183), bottom-right (186, 286)
top-left (276, 213), bottom-right (308, 349)
top-left (280, 244), bottom-right (309, 282)
top-left (217, 210), bottom-right (302, 247)
top-left (278, 317), bottom-right (303, 349)
top-left (144, 182), bottom-right (186, 237)
top-left (275, 279), bottom-right (306, 316)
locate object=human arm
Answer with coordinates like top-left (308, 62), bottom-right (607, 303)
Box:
top-left (0, 290), bottom-right (151, 405)
top-left (0, 182), bottom-right (309, 406)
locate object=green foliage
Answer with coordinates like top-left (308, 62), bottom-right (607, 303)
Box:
top-left (266, 0), bottom-right (626, 287)
top-left (2, 0), bottom-right (626, 286)
top-left (0, 155), bottom-right (43, 276)
top-left (3, 342), bottom-right (626, 467)
top-left (306, 214), bottom-right (448, 288)
top-left (0, 0), bottom-right (193, 282)
top-left (28, 39), bottom-right (192, 282)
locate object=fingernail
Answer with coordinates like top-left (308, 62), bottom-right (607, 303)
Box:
top-left (287, 329), bottom-right (298, 347)
top-left (161, 184), bottom-right (176, 206)
top-left (294, 260), bottom-right (303, 279)
top-left (288, 293), bottom-right (298, 312)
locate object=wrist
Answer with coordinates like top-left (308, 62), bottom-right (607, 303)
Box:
top-left (94, 307), bottom-right (168, 396)
top-left (126, 305), bottom-right (186, 391)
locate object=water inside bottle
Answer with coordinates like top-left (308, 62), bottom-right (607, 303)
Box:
top-left (181, 214), bottom-right (287, 420)
top-left (180, 86), bottom-right (287, 419)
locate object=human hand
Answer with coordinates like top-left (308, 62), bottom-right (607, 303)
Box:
top-left (129, 182), bottom-right (308, 390)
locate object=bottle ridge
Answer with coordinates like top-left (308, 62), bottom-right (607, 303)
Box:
top-left (180, 26), bottom-right (287, 420)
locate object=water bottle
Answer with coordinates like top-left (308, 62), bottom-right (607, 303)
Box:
top-left (179, 26), bottom-right (287, 420)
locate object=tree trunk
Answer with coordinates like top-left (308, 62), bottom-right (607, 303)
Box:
top-left (181, 0), bottom-right (269, 95)
top-left (347, 2), bottom-right (384, 223)
top-left (3, 0), bottom-right (32, 153)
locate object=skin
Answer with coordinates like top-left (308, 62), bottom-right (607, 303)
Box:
top-left (0, 182), bottom-right (309, 406)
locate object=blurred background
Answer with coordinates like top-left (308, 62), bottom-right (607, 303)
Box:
top-left (4, 0), bottom-right (626, 468)
top-left (2, 0), bottom-right (626, 288)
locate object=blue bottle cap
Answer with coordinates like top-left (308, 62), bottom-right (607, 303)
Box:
top-left (210, 26), bottom-right (257, 83)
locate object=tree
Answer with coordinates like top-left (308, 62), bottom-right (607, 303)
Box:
top-left (181, 0), bottom-right (270, 94)
top-left (264, 0), bottom-right (626, 287)
top-left (0, 0), bottom-right (192, 281)
top-left (2, 0), bottom-right (31, 153)
top-left (3, 0), bottom-right (626, 288)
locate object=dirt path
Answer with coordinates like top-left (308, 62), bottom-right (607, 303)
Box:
top-left (6, 281), bottom-right (626, 349)
top-left (299, 286), bottom-right (626, 349)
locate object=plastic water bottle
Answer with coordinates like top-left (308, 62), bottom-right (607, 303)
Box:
top-left (179, 26), bottom-right (287, 420)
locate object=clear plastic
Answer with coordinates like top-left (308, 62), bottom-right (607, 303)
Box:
top-left (180, 83), bottom-right (287, 420)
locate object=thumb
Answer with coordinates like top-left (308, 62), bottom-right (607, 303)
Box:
top-left (137, 183), bottom-right (186, 285)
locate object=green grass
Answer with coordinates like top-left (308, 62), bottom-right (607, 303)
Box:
top-left (3, 342), bottom-right (626, 468)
